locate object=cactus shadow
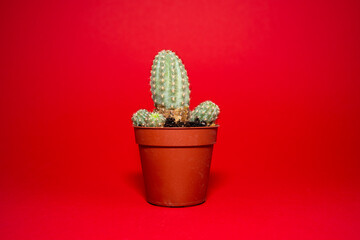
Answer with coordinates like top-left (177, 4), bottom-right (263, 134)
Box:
top-left (125, 171), bottom-right (145, 199)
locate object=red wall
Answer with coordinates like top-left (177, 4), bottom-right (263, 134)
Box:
top-left (1, 0), bottom-right (359, 239)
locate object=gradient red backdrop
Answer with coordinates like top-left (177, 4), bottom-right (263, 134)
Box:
top-left (1, 0), bottom-right (360, 239)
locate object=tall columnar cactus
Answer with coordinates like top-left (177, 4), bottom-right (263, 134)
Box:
top-left (150, 50), bottom-right (190, 122)
top-left (132, 109), bottom-right (150, 126)
top-left (190, 101), bottom-right (220, 124)
top-left (145, 112), bottom-right (166, 127)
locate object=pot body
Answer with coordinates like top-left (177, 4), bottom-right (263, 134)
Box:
top-left (134, 126), bottom-right (218, 207)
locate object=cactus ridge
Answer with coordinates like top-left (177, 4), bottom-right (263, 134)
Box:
top-left (190, 101), bottom-right (220, 123)
top-left (131, 109), bottom-right (150, 126)
top-left (150, 50), bottom-right (190, 109)
top-left (146, 112), bottom-right (166, 127)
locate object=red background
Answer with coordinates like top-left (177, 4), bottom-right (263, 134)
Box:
top-left (1, 0), bottom-right (360, 239)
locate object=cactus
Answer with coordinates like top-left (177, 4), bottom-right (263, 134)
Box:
top-left (145, 112), bottom-right (166, 127)
top-left (132, 109), bottom-right (150, 126)
top-left (150, 50), bottom-right (190, 122)
top-left (190, 101), bottom-right (220, 124)
top-left (131, 50), bottom-right (221, 128)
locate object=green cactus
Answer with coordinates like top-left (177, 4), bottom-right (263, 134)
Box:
top-left (190, 101), bottom-right (220, 124)
top-left (146, 112), bottom-right (166, 127)
top-left (131, 109), bottom-right (150, 126)
top-left (150, 50), bottom-right (190, 122)
top-left (131, 50), bottom-right (221, 128)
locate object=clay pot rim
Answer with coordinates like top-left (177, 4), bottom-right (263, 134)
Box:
top-left (134, 126), bottom-right (219, 130)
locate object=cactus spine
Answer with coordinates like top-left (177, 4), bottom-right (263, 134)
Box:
top-left (132, 109), bottom-right (150, 126)
top-left (150, 50), bottom-right (190, 122)
top-left (190, 101), bottom-right (220, 124)
top-left (146, 112), bottom-right (166, 127)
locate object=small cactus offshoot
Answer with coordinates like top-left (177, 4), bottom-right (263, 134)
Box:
top-left (190, 101), bottom-right (220, 124)
top-left (132, 109), bottom-right (150, 126)
top-left (145, 112), bottom-right (166, 127)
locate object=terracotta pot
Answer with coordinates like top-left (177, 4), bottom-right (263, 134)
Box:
top-left (134, 126), bottom-right (218, 207)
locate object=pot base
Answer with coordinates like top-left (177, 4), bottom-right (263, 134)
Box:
top-left (147, 200), bottom-right (206, 208)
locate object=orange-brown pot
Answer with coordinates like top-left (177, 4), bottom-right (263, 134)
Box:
top-left (134, 126), bottom-right (218, 207)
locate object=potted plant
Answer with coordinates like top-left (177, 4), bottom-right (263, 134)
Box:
top-left (132, 50), bottom-right (220, 207)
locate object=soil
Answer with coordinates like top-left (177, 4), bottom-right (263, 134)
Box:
top-left (164, 117), bottom-right (208, 127)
